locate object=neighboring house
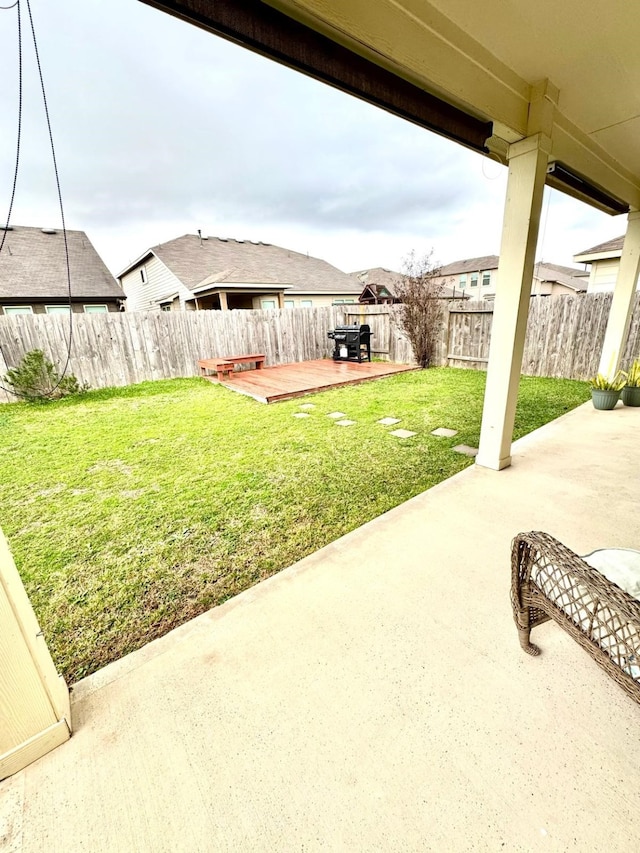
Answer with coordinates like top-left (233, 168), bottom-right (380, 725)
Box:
top-left (0, 226), bottom-right (125, 316)
top-left (352, 266), bottom-right (467, 303)
top-left (351, 268), bottom-right (402, 304)
top-left (117, 234), bottom-right (361, 311)
top-left (572, 236), bottom-right (640, 294)
top-left (431, 255), bottom-right (587, 300)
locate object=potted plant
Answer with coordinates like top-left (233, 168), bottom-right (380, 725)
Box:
top-left (622, 359), bottom-right (640, 407)
top-left (588, 371), bottom-right (627, 410)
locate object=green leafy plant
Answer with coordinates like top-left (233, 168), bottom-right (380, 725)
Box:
top-left (4, 349), bottom-right (88, 402)
top-left (625, 359), bottom-right (640, 388)
top-left (587, 371), bottom-right (627, 391)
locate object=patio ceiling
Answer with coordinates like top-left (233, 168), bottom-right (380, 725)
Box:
top-left (141, 0), bottom-right (640, 211)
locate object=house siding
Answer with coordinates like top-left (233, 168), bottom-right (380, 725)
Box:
top-left (584, 257), bottom-right (640, 294)
top-left (587, 258), bottom-right (620, 293)
top-left (2, 301), bottom-right (120, 315)
top-left (120, 255), bottom-right (190, 311)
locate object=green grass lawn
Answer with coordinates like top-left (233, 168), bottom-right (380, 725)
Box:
top-left (0, 368), bottom-right (590, 682)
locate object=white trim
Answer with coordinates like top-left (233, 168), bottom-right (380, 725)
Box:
top-left (2, 305), bottom-right (33, 315)
top-left (83, 304), bottom-right (108, 314)
top-left (116, 249), bottom-right (156, 279)
top-left (191, 281), bottom-right (293, 294)
top-left (154, 292), bottom-right (180, 305)
top-left (572, 249), bottom-right (622, 264)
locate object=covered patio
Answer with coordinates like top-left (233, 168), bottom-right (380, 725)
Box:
top-left (3, 402), bottom-right (639, 850)
top-left (2, 0), bottom-right (640, 838)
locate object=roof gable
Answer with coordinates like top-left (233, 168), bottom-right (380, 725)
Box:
top-left (0, 226), bottom-right (124, 301)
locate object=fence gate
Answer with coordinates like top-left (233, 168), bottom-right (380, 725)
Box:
top-left (446, 303), bottom-right (494, 369)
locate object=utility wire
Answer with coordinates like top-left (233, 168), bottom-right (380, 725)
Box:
top-left (0, 0), bottom-right (75, 400)
top-left (0, 0), bottom-right (21, 257)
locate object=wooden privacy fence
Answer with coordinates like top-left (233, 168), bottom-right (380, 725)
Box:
top-left (0, 307), bottom-right (347, 401)
top-left (445, 292), bottom-right (640, 379)
top-left (0, 292), bottom-right (639, 400)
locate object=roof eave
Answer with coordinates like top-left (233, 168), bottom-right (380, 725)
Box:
top-left (572, 249), bottom-right (622, 264)
top-left (116, 250), bottom-right (157, 279)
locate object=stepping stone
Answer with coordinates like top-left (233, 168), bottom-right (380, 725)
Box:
top-left (335, 419), bottom-right (356, 427)
top-left (299, 403), bottom-right (315, 410)
top-left (431, 427), bottom-right (458, 438)
top-left (327, 412), bottom-right (347, 419)
top-left (293, 412), bottom-right (310, 419)
top-left (377, 417), bottom-right (401, 426)
top-left (453, 444), bottom-right (478, 457)
top-left (390, 429), bottom-right (417, 439)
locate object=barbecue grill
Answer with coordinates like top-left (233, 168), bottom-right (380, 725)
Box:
top-left (327, 324), bottom-right (372, 363)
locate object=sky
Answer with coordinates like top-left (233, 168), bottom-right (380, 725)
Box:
top-left (0, 0), bottom-right (627, 279)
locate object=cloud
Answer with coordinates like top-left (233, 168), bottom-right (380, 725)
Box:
top-left (0, 0), bottom-right (626, 278)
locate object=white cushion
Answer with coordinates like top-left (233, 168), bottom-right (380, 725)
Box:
top-left (531, 548), bottom-right (640, 681)
top-left (581, 549), bottom-right (640, 599)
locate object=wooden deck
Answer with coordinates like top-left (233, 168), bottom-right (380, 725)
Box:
top-left (204, 359), bottom-right (418, 403)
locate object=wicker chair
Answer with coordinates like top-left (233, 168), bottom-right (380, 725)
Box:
top-left (511, 531), bottom-right (640, 705)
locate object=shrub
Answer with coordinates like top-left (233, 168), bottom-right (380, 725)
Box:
top-left (395, 250), bottom-right (445, 368)
top-left (4, 349), bottom-right (88, 402)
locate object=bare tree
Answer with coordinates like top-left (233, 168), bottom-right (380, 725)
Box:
top-left (395, 250), bottom-right (445, 368)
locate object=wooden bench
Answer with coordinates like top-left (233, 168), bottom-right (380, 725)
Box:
top-left (198, 354), bottom-right (266, 382)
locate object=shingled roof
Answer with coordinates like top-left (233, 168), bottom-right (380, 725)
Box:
top-left (0, 226), bottom-right (123, 302)
top-left (534, 262), bottom-right (587, 292)
top-left (437, 255), bottom-right (500, 277)
top-left (574, 235), bottom-right (624, 258)
top-left (351, 266), bottom-right (463, 298)
top-left (351, 267), bottom-right (402, 295)
top-left (123, 235), bottom-right (360, 295)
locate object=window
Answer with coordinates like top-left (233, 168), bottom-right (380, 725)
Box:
top-left (482, 271), bottom-right (491, 287)
top-left (160, 304), bottom-right (172, 312)
top-left (333, 298), bottom-right (357, 305)
top-left (83, 304), bottom-right (108, 314)
top-left (261, 299), bottom-right (276, 310)
top-left (3, 305), bottom-right (33, 315)
top-left (300, 299), bottom-right (313, 307)
top-left (459, 274), bottom-right (467, 288)
top-left (470, 273), bottom-right (478, 287)
top-left (140, 266), bottom-right (148, 284)
top-left (284, 300), bottom-right (295, 308)
top-left (45, 305), bottom-right (71, 315)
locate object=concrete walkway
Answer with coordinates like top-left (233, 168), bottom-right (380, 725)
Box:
top-left (2, 403), bottom-right (639, 852)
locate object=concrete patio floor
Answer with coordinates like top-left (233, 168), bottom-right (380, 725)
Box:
top-left (2, 402), bottom-right (639, 852)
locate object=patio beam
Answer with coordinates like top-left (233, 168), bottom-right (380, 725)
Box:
top-left (476, 133), bottom-right (551, 470)
top-left (598, 210), bottom-right (640, 378)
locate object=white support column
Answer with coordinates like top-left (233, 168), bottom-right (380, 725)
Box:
top-left (476, 133), bottom-right (551, 470)
top-left (598, 210), bottom-right (640, 378)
